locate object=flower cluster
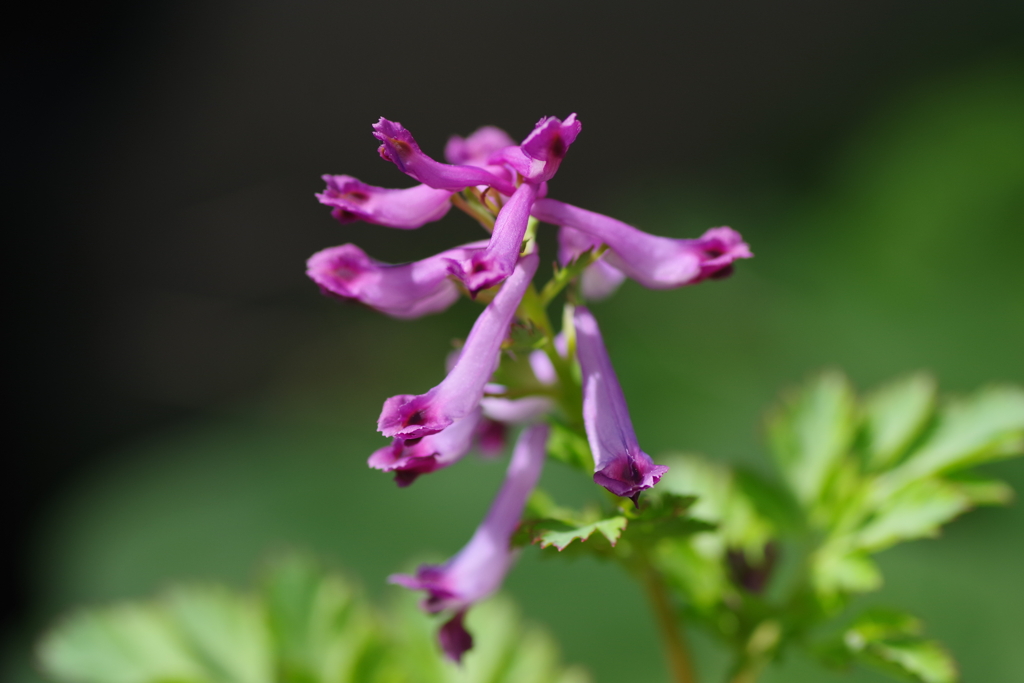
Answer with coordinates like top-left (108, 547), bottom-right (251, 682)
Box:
top-left (307, 115), bottom-right (752, 661)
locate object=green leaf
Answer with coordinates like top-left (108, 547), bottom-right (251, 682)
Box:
top-left (38, 554), bottom-right (592, 683)
top-left (876, 385), bottom-right (1024, 500)
top-left (854, 479), bottom-right (970, 553)
top-left (537, 517), bottom-right (628, 551)
top-left (38, 602), bottom-right (209, 683)
top-left (943, 470), bottom-right (1014, 506)
top-left (812, 546), bottom-right (883, 609)
top-left (767, 371), bottom-right (859, 507)
top-left (863, 373), bottom-right (937, 471)
top-left (838, 609), bottom-right (957, 683)
top-left (658, 454), bottom-right (774, 553)
top-left (544, 422), bottom-right (593, 472)
top-left (164, 587), bottom-right (273, 683)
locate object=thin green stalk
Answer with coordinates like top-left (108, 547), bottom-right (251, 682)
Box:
top-left (641, 562), bottom-right (698, 683)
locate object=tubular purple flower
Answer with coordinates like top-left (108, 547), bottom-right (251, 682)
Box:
top-left (390, 424), bottom-right (549, 662)
top-left (316, 174), bottom-right (453, 229)
top-left (446, 182), bottom-right (539, 293)
top-left (444, 126), bottom-right (516, 166)
top-left (369, 408), bottom-right (483, 487)
top-left (533, 199), bottom-right (753, 288)
top-left (306, 241), bottom-right (487, 319)
top-left (489, 114), bottom-right (581, 183)
top-left (373, 118), bottom-right (516, 195)
top-left (378, 252), bottom-right (540, 439)
top-left (574, 306), bottom-right (668, 504)
top-left (558, 226), bottom-right (627, 301)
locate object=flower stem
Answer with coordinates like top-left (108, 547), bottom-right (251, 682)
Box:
top-left (641, 562), bottom-right (698, 683)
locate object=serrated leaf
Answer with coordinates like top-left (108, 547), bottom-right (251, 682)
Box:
top-left (877, 385), bottom-right (1024, 499)
top-left (863, 373), bottom-right (937, 471)
top-left (767, 372), bottom-right (858, 507)
top-left (538, 517), bottom-right (628, 551)
top-left (854, 479), bottom-right (970, 553)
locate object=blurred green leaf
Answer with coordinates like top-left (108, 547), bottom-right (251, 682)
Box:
top-left (767, 372), bottom-right (858, 508)
top-left (854, 479), bottom-right (970, 553)
top-left (38, 555), bottom-right (591, 683)
top-left (544, 422), bottom-right (592, 472)
top-left (823, 609), bottom-right (958, 683)
top-left (943, 470), bottom-right (1014, 506)
top-left (863, 373), bottom-right (937, 471)
top-left (876, 385), bottom-right (1024, 500)
top-left (812, 546), bottom-right (882, 610)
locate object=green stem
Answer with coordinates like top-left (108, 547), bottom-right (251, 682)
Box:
top-left (641, 562), bottom-right (698, 683)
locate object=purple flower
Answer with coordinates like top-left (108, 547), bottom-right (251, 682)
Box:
top-left (378, 252), bottom-right (539, 439)
top-left (489, 114), bottom-right (582, 183)
top-left (558, 226), bottom-right (627, 301)
top-left (533, 199), bottom-right (752, 288)
top-left (316, 175), bottom-right (453, 229)
top-left (373, 118), bottom-right (516, 195)
top-left (390, 424), bottom-right (549, 662)
top-left (444, 126), bottom-right (516, 166)
top-left (574, 306), bottom-right (668, 504)
top-left (368, 408), bottom-right (483, 487)
top-left (446, 182), bottom-right (540, 293)
top-left (306, 241), bottom-right (487, 319)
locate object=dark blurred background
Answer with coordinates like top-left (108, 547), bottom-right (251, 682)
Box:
top-left (6, 1), bottom-right (1023, 681)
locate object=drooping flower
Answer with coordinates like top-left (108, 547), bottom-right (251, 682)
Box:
top-left (316, 174), bottom-right (454, 229)
top-left (369, 408), bottom-right (483, 486)
top-left (373, 118), bottom-right (516, 195)
top-left (533, 198), bottom-right (752, 288)
top-left (444, 126), bottom-right (516, 167)
top-left (306, 241), bottom-right (487, 319)
top-left (378, 252), bottom-right (539, 439)
top-left (489, 114), bottom-right (582, 183)
top-left (574, 306), bottom-right (668, 504)
top-left (445, 182), bottom-right (540, 293)
top-left (558, 226), bottom-right (627, 301)
top-left (390, 423), bottom-right (549, 662)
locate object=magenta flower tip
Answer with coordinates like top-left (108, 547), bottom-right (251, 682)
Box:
top-left (377, 392), bottom-right (451, 440)
top-left (439, 611), bottom-right (474, 663)
top-left (594, 456), bottom-right (670, 505)
top-left (372, 117), bottom-right (419, 169)
top-left (316, 174), bottom-right (452, 229)
top-left (489, 114), bottom-right (581, 183)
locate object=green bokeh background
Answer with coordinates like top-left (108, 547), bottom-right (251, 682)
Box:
top-left (13, 63), bottom-right (1024, 682)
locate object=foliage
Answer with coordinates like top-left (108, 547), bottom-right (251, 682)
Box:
top-left (516, 371), bottom-right (1022, 682)
top-left (36, 555), bottom-right (590, 683)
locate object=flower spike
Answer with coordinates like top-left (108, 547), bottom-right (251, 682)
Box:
top-left (574, 306), bottom-right (668, 503)
top-left (390, 424), bottom-right (549, 662)
top-left (378, 252), bottom-right (540, 439)
top-left (533, 199), bottom-right (752, 288)
top-left (306, 241), bottom-right (487, 319)
top-left (489, 114), bottom-right (581, 183)
top-left (373, 118), bottom-right (516, 195)
top-left (446, 182), bottom-right (540, 293)
top-left (316, 175), bottom-right (453, 229)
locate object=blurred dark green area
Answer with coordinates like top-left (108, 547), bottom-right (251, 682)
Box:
top-left (8, 1), bottom-right (1024, 680)
top-left (8, 61), bottom-right (1022, 683)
